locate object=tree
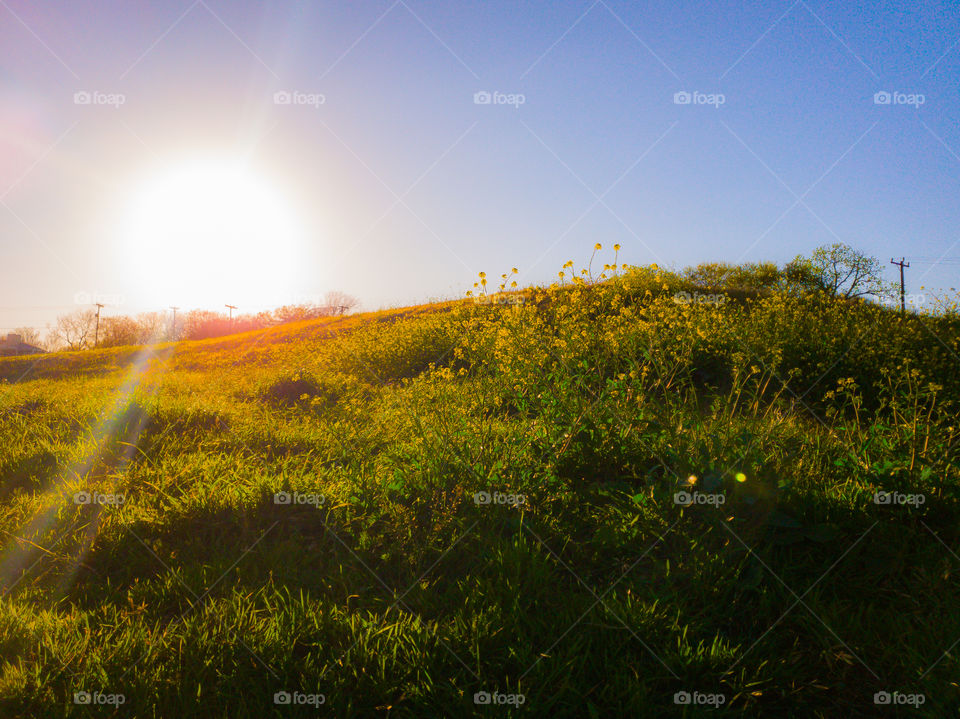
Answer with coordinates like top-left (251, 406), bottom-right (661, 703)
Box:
top-left (183, 310), bottom-right (230, 340)
top-left (786, 243), bottom-right (895, 300)
top-left (778, 258), bottom-right (823, 296)
top-left (324, 291), bottom-right (359, 315)
top-left (133, 312), bottom-right (168, 343)
top-left (273, 303), bottom-right (326, 324)
top-left (12, 327), bottom-right (43, 347)
top-left (50, 309), bottom-right (97, 350)
top-left (98, 316), bottom-right (140, 348)
top-left (683, 261), bottom-right (782, 291)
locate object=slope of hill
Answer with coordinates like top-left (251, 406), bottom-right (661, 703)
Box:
top-left (1, 274), bottom-right (959, 717)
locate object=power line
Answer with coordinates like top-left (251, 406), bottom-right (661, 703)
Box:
top-left (0, 305), bottom-right (88, 310)
top-left (905, 257), bottom-right (960, 263)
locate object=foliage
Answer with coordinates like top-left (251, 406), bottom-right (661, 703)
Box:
top-left (786, 242), bottom-right (896, 299)
top-left (681, 261), bottom-right (782, 291)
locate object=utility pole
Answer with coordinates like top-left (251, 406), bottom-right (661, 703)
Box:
top-left (169, 307), bottom-right (180, 338)
top-left (225, 304), bottom-right (237, 322)
top-left (94, 303), bottom-right (104, 348)
top-left (890, 258), bottom-right (910, 314)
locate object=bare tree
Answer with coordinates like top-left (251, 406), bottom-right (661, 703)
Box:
top-left (133, 312), bottom-right (168, 343)
top-left (12, 326), bottom-right (43, 347)
top-left (324, 291), bottom-right (359, 316)
top-left (50, 309), bottom-right (97, 350)
top-left (273, 303), bottom-right (327, 324)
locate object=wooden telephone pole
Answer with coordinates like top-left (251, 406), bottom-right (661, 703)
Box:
top-left (225, 304), bottom-right (237, 322)
top-left (94, 303), bottom-right (105, 347)
top-left (169, 307), bottom-right (180, 338)
top-left (890, 258), bottom-right (910, 314)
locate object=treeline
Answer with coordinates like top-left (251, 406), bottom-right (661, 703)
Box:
top-left (671, 243), bottom-right (897, 299)
top-left (42, 292), bottom-right (358, 351)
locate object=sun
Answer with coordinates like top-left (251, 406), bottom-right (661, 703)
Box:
top-left (120, 158), bottom-right (304, 309)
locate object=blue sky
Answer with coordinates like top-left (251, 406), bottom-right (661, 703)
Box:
top-left (1, 0), bottom-right (959, 331)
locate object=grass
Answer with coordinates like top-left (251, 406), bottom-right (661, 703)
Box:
top-left (1, 269), bottom-right (959, 717)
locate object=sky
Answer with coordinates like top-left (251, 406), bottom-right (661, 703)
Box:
top-left (2, 0), bottom-right (959, 333)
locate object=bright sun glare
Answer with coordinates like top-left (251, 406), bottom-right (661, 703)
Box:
top-left (121, 159), bottom-right (303, 309)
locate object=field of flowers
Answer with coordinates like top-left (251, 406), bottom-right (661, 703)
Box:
top-left (1, 261), bottom-right (959, 717)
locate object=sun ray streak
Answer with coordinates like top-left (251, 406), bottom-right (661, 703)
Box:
top-left (0, 342), bottom-right (176, 598)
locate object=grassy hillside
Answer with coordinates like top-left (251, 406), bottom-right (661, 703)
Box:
top-left (1, 271), bottom-right (959, 717)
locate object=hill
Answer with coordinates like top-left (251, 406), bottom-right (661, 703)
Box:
top-left (1, 272), bottom-right (959, 717)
